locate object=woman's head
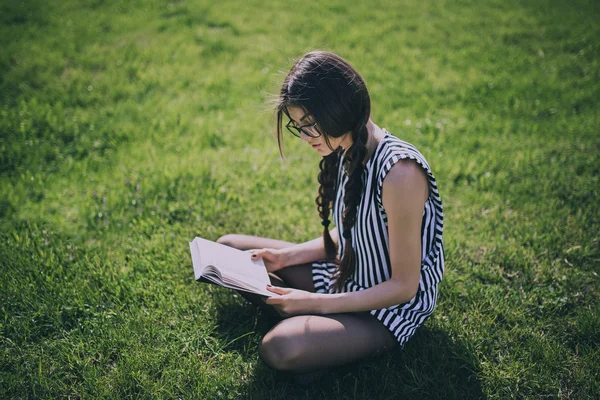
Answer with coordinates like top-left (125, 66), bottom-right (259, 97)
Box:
top-left (276, 51), bottom-right (371, 156)
top-left (284, 105), bottom-right (351, 156)
top-left (275, 51), bottom-right (372, 291)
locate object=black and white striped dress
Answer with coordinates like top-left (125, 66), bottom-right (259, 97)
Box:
top-left (312, 131), bottom-right (445, 347)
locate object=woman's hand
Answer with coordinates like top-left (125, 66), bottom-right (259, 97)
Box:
top-left (248, 248), bottom-right (287, 272)
top-left (264, 286), bottom-right (322, 317)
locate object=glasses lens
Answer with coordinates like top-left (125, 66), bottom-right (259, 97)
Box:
top-left (302, 123), bottom-right (320, 138)
top-left (285, 121), bottom-right (301, 137)
top-left (286, 120), bottom-right (321, 138)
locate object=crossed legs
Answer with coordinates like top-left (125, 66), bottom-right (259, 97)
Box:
top-left (217, 234), bottom-right (397, 372)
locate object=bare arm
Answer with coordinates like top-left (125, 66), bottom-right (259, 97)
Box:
top-left (320, 160), bottom-right (426, 312)
top-left (279, 228), bottom-right (338, 267)
top-left (267, 160), bottom-right (428, 314)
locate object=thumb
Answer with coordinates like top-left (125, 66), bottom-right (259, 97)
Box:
top-left (249, 249), bottom-right (264, 259)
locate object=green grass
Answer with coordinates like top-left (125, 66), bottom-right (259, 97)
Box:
top-left (1, 0), bottom-right (599, 398)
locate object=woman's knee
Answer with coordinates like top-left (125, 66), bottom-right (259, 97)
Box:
top-left (258, 329), bottom-right (304, 372)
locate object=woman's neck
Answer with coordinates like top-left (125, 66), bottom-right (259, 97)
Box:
top-left (339, 119), bottom-right (385, 166)
top-left (363, 119), bottom-right (385, 164)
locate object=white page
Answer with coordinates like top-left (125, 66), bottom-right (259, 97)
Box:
top-left (190, 237), bottom-right (273, 297)
top-left (189, 240), bottom-right (204, 281)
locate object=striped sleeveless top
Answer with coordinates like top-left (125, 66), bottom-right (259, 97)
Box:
top-left (312, 131), bottom-right (445, 347)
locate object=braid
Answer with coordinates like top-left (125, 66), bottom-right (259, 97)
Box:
top-left (316, 152), bottom-right (339, 258)
top-left (333, 124), bottom-right (369, 291)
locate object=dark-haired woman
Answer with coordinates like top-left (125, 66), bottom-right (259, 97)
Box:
top-left (217, 51), bottom-right (444, 373)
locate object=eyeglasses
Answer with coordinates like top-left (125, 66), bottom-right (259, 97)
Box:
top-left (285, 119), bottom-right (322, 138)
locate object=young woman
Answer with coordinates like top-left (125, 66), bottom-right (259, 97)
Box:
top-left (217, 51), bottom-right (444, 373)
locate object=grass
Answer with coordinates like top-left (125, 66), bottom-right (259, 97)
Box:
top-left (1, 0), bottom-right (599, 398)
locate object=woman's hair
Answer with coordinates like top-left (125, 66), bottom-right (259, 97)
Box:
top-left (275, 51), bottom-right (371, 291)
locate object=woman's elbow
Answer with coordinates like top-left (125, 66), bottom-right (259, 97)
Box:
top-left (391, 278), bottom-right (419, 304)
top-left (405, 283), bottom-right (419, 302)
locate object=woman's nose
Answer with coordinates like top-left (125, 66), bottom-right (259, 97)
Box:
top-left (299, 130), bottom-right (311, 141)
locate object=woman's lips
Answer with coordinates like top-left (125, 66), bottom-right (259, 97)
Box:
top-left (311, 143), bottom-right (321, 149)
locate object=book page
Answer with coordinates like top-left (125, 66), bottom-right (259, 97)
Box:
top-left (190, 237), bottom-right (274, 297)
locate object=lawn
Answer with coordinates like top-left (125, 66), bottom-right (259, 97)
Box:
top-left (1, 0), bottom-right (599, 398)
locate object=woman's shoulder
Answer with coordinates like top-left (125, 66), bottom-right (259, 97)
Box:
top-left (372, 130), bottom-right (441, 206)
top-left (374, 130), bottom-right (433, 178)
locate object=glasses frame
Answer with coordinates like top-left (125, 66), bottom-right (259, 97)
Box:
top-left (285, 119), bottom-right (322, 138)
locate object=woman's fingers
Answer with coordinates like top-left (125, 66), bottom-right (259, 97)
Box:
top-left (265, 286), bottom-right (289, 304)
top-left (266, 285), bottom-right (289, 294)
top-left (265, 297), bottom-right (283, 305)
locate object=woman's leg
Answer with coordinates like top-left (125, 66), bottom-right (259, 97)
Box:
top-left (217, 235), bottom-right (395, 371)
top-left (216, 234), bottom-right (316, 292)
top-left (259, 312), bottom-right (397, 373)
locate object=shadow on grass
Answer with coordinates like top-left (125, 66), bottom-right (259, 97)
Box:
top-left (210, 289), bottom-right (276, 355)
top-left (259, 326), bottom-right (482, 399)
top-left (211, 294), bottom-right (483, 399)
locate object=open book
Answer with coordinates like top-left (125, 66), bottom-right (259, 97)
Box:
top-left (189, 237), bottom-right (275, 297)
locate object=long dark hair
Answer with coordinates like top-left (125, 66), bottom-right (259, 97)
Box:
top-left (275, 51), bottom-right (371, 291)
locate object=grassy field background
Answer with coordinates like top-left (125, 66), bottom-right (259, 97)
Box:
top-left (1, 0), bottom-right (599, 398)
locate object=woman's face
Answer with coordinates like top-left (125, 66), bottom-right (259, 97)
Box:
top-left (287, 106), bottom-right (352, 157)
